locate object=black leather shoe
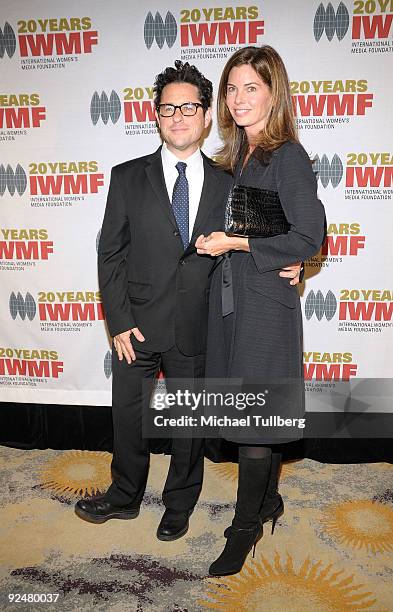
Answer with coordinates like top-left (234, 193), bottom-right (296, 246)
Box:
top-left (74, 496), bottom-right (140, 524)
top-left (156, 508), bottom-right (192, 541)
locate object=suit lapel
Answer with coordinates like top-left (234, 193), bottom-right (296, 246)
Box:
top-left (190, 154), bottom-right (218, 242)
top-left (145, 148), bottom-right (220, 257)
top-left (145, 147), bottom-right (177, 229)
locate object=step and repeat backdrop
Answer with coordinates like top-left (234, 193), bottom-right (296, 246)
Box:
top-left (1, 1), bottom-right (392, 411)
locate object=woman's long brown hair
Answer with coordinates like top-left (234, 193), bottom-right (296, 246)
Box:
top-left (216, 45), bottom-right (299, 172)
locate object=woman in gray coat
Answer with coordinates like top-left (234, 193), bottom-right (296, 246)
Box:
top-left (196, 46), bottom-right (325, 576)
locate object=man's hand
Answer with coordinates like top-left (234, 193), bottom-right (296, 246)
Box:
top-left (113, 327), bottom-right (145, 364)
top-left (279, 262), bottom-right (303, 286)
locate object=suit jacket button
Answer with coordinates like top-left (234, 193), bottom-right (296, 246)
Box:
top-left (173, 230), bottom-right (179, 236)
top-left (180, 260), bottom-right (186, 266)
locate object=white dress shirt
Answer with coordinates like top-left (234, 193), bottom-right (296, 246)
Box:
top-left (161, 142), bottom-right (204, 238)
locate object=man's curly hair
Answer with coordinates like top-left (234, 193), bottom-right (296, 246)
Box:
top-left (154, 60), bottom-right (213, 112)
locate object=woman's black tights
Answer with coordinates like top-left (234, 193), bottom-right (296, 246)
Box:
top-left (239, 444), bottom-right (272, 459)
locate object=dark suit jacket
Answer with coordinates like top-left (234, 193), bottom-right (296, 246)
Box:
top-left (98, 146), bottom-right (231, 356)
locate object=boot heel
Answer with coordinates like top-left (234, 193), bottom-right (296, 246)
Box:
top-left (270, 506), bottom-right (283, 535)
top-left (253, 524), bottom-right (263, 557)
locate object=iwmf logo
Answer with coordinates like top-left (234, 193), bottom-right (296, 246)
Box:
top-left (291, 80), bottom-right (374, 119)
top-left (0, 22), bottom-right (16, 57)
top-left (0, 162), bottom-right (104, 197)
top-left (303, 351), bottom-right (357, 380)
top-left (305, 290), bottom-right (337, 321)
top-left (90, 91), bottom-right (122, 125)
top-left (0, 18), bottom-right (98, 60)
top-left (314, 152), bottom-right (393, 189)
top-left (144, 12), bottom-right (177, 49)
top-left (321, 222), bottom-right (366, 257)
top-left (304, 289), bottom-right (393, 323)
top-left (0, 346), bottom-right (63, 378)
top-left (0, 164), bottom-right (27, 195)
top-left (143, 7), bottom-right (265, 50)
top-left (104, 350), bottom-right (112, 379)
top-left (9, 291), bottom-right (104, 322)
top-left (314, 1), bottom-right (393, 42)
top-left (314, 154), bottom-right (343, 187)
top-left (314, 3), bottom-right (350, 40)
top-left (90, 87), bottom-right (155, 126)
top-left (0, 94), bottom-right (46, 130)
top-left (0, 229), bottom-right (54, 261)
top-left (9, 291), bottom-right (36, 320)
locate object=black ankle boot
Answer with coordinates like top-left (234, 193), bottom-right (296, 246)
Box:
top-left (209, 451), bottom-right (271, 576)
top-left (209, 523), bottom-right (263, 576)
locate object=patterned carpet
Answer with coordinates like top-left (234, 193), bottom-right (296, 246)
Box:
top-left (0, 446), bottom-right (392, 611)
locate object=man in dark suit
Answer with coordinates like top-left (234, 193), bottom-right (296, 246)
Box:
top-left (75, 61), bottom-right (300, 540)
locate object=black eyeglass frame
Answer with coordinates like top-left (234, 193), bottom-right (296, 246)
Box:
top-left (156, 102), bottom-right (204, 117)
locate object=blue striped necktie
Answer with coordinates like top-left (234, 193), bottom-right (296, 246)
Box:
top-left (172, 161), bottom-right (189, 249)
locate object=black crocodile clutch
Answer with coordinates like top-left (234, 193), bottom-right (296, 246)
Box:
top-left (225, 184), bottom-right (290, 238)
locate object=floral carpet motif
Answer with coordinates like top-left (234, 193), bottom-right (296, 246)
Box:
top-left (0, 447), bottom-right (392, 611)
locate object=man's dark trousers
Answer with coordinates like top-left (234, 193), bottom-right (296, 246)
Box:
top-left (106, 345), bottom-right (205, 511)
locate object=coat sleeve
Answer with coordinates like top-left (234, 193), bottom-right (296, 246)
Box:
top-left (97, 166), bottom-right (136, 337)
top-left (249, 142), bottom-right (326, 273)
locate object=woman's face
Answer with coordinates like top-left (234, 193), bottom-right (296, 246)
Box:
top-left (225, 64), bottom-right (272, 140)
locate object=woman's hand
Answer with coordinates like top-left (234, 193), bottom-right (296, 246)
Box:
top-left (195, 232), bottom-right (249, 256)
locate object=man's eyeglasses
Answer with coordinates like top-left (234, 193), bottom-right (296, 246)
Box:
top-left (157, 102), bottom-right (204, 117)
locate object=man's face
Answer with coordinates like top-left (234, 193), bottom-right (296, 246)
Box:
top-left (155, 82), bottom-right (211, 159)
